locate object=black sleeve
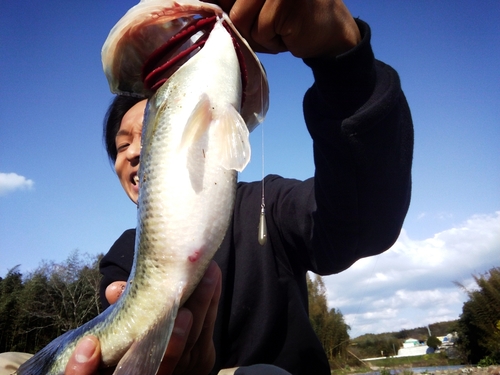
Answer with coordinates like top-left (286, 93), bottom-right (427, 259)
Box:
top-left (99, 229), bottom-right (135, 309)
top-left (280, 19), bottom-right (413, 275)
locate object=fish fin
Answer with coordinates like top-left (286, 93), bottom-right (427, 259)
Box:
top-left (15, 333), bottom-right (67, 375)
top-left (112, 293), bottom-right (181, 375)
top-left (216, 103), bottom-right (251, 172)
top-left (179, 93), bottom-right (213, 150)
top-left (16, 307), bottom-right (115, 375)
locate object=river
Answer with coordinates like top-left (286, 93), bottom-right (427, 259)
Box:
top-left (409, 365), bottom-right (465, 373)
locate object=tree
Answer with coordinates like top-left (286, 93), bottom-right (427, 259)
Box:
top-left (456, 267), bottom-right (500, 364)
top-left (40, 251), bottom-right (103, 333)
top-left (0, 266), bottom-right (24, 352)
top-left (351, 333), bottom-right (401, 359)
top-left (307, 273), bottom-right (351, 368)
top-left (0, 251), bottom-right (103, 353)
top-left (426, 335), bottom-right (441, 350)
top-left (395, 329), bottom-right (410, 340)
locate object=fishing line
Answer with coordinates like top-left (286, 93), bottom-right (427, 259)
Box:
top-left (258, 73), bottom-right (267, 246)
top-left (258, 114), bottom-right (267, 246)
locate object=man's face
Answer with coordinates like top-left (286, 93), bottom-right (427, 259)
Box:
top-left (114, 99), bottom-right (147, 204)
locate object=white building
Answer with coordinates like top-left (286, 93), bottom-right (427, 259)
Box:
top-left (398, 338), bottom-right (434, 357)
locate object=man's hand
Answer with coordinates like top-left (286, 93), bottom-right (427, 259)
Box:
top-left (65, 261), bottom-right (222, 375)
top-left (211, 0), bottom-right (361, 58)
top-left (159, 261), bottom-right (222, 374)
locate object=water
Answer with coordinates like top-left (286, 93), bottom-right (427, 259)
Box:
top-left (360, 365), bottom-right (466, 375)
top-left (409, 365), bottom-right (465, 373)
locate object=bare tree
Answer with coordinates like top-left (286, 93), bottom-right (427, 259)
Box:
top-left (0, 251), bottom-right (103, 353)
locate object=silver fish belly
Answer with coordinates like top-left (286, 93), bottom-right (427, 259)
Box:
top-left (98, 18), bottom-right (248, 369)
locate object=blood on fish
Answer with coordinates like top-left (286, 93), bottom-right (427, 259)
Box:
top-left (188, 250), bottom-right (202, 263)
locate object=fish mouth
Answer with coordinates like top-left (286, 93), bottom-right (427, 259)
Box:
top-left (141, 15), bottom-right (247, 104)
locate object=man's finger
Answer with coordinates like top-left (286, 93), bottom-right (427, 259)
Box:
top-left (64, 336), bottom-right (101, 375)
top-left (228, 0), bottom-right (265, 44)
top-left (105, 281), bottom-right (127, 305)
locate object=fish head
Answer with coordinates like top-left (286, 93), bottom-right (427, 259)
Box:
top-left (102, 0), bottom-right (269, 131)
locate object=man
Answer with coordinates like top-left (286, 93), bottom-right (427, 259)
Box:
top-left (64, 0), bottom-right (413, 374)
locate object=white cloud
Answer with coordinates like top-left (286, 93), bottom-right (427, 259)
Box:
top-left (416, 211), bottom-right (454, 221)
top-left (323, 211), bottom-right (500, 338)
top-left (0, 172), bottom-right (34, 196)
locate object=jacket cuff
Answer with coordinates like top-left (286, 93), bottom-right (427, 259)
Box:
top-left (302, 19), bottom-right (376, 118)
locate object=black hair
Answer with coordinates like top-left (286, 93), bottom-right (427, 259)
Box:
top-left (103, 95), bottom-right (143, 163)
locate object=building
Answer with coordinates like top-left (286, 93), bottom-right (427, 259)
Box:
top-left (397, 338), bottom-right (434, 357)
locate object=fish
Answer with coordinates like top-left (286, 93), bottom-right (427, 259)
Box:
top-left (16, 1), bottom-right (268, 374)
top-left (101, 0), bottom-right (268, 132)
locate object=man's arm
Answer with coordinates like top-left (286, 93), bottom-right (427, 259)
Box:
top-left (303, 20), bottom-right (413, 274)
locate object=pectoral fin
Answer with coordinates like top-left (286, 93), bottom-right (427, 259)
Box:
top-left (179, 93), bottom-right (213, 150)
top-left (216, 103), bottom-right (250, 172)
top-left (112, 293), bottom-right (181, 375)
top-left (180, 94), bottom-right (251, 172)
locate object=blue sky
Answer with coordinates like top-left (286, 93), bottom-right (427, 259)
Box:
top-left (1, 1), bottom-right (499, 338)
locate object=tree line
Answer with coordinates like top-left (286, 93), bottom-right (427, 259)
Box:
top-left (455, 266), bottom-right (500, 364)
top-left (306, 274), bottom-right (351, 368)
top-left (0, 251), bottom-right (102, 353)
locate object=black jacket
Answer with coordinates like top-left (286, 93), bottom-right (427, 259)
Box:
top-left (99, 20), bottom-right (413, 375)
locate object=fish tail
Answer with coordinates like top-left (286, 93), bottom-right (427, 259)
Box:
top-left (112, 290), bottom-right (182, 375)
top-left (16, 307), bottom-right (114, 375)
top-left (15, 333), bottom-right (68, 375)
